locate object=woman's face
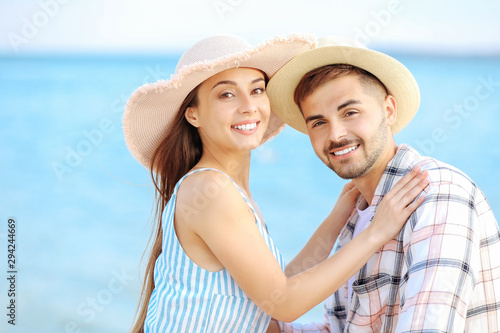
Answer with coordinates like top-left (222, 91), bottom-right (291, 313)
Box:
top-left (186, 68), bottom-right (270, 153)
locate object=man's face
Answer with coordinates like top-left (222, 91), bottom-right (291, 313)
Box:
top-left (301, 74), bottom-right (395, 180)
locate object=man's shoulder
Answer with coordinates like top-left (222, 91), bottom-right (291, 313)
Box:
top-left (418, 156), bottom-right (471, 186)
top-left (397, 144), bottom-right (477, 194)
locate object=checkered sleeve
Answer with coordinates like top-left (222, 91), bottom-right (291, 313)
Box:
top-left (395, 169), bottom-right (480, 332)
top-left (278, 301), bottom-right (334, 333)
top-left (278, 321), bottom-right (331, 333)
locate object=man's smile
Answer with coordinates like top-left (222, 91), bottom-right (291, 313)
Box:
top-left (331, 145), bottom-right (359, 156)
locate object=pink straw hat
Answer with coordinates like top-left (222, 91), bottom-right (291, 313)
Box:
top-left (123, 34), bottom-right (316, 168)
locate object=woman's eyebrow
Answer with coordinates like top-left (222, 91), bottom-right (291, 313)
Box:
top-left (211, 80), bottom-right (237, 90)
top-left (211, 77), bottom-right (265, 90)
top-left (251, 78), bottom-right (265, 84)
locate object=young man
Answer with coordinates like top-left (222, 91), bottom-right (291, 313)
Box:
top-left (266, 37), bottom-right (500, 332)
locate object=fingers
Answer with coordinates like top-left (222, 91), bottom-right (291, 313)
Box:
top-left (398, 174), bottom-right (429, 207)
top-left (387, 166), bottom-right (422, 197)
top-left (404, 193), bottom-right (426, 215)
top-left (394, 171), bottom-right (429, 202)
top-left (338, 181), bottom-right (360, 200)
top-left (348, 186), bottom-right (361, 197)
top-left (378, 167), bottom-right (429, 219)
top-left (339, 181), bottom-right (356, 196)
top-left (387, 167), bottom-right (428, 201)
top-left (369, 167), bottom-right (430, 243)
top-left (391, 169), bottom-right (429, 220)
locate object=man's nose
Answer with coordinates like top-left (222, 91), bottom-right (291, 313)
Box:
top-left (328, 121), bottom-right (348, 142)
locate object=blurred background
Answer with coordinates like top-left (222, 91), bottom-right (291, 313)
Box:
top-left (1, 0), bottom-right (499, 332)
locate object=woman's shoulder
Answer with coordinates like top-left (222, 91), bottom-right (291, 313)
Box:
top-left (178, 169), bottom-right (234, 197)
top-left (176, 169), bottom-right (247, 219)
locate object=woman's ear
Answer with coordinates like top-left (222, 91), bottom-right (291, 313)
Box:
top-left (384, 95), bottom-right (397, 126)
top-left (185, 106), bottom-right (200, 128)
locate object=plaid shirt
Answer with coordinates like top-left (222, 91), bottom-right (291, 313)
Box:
top-left (280, 144), bottom-right (500, 332)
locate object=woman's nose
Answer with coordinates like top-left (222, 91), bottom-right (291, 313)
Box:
top-left (238, 95), bottom-right (258, 114)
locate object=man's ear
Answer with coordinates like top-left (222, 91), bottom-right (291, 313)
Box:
top-left (384, 95), bottom-right (397, 126)
top-left (185, 106), bottom-right (200, 128)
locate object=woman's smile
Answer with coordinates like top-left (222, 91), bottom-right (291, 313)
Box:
top-left (231, 120), bottom-right (260, 134)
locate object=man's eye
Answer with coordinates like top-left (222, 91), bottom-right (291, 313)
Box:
top-left (312, 120), bottom-right (326, 128)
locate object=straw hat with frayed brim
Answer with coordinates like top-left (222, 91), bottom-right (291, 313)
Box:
top-left (123, 34), bottom-right (316, 169)
top-left (267, 36), bottom-right (420, 135)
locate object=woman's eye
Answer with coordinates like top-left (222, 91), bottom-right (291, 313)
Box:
top-left (220, 92), bottom-right (234, 99)
top-left (251, 87), bottom-right (265, 95)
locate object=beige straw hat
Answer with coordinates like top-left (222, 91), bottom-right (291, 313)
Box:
top-left (123, 34), bottom-right (316, 168)
top-left (267, 36), bottom-right (420, 135)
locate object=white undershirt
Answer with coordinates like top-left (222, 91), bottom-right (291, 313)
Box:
top-left (347, 202), bottom-right (375, 307)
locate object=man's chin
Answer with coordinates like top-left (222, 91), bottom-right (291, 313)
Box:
top-left (328, 163), bottom-right (368, 180)
top-left (333, 170), bottom-right (356, 180)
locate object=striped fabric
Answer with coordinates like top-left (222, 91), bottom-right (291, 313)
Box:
top-left (280, 144), bottom-right (500, 332)
top-left (145, 168), bottom-right (285, 332)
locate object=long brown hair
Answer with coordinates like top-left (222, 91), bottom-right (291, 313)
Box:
top-left (130, 86), bottom-right (201, 333)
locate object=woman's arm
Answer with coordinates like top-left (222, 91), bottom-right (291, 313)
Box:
top-left (177, 167), bottom-right (428, 322)
top-left (285, 182), bottom-right (360, 277)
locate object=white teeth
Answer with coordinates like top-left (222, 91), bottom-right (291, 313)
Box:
top-left (333, 146), bottom-right (357, 156)
top-left (233, 123), bottom-right (257, 131)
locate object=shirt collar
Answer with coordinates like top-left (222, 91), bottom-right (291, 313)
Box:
top-left (338, 144), bottom-right (422, 242)
top-left (371, 144), bottom-right (422, 207)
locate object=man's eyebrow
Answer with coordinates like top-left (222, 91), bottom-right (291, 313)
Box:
top-left (337, 99), bottom-right (362, 111)
top-left (211, 77), bottom-right (265, 91)
top-left (305, 99), bottom-right (362, 123)
top-left (305, 114), bottom-right (325, 124)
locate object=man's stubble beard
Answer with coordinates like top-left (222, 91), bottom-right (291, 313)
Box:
top-left (324, 117), bottom-right (388, 180)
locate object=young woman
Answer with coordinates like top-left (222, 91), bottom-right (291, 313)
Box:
top-left (123, 35), bottom-right (429, 332)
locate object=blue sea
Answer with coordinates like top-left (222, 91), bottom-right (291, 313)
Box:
top-left (1, 53), bottom-right (499, 332)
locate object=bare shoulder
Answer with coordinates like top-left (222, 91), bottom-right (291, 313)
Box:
top-left (176, 169), bottom-right (235, 205)
top-left (176, 170), bottom-right (249, 224)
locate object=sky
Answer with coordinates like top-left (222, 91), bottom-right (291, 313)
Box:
top-left (1, 0), bottom-right (500, 56)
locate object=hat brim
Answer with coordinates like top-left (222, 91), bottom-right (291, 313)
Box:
top-left (123, 35), bottom-right (315, 169)
top-left (267, 46), bottom-right (420, 135)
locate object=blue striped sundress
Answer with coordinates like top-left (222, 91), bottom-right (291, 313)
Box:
top-left (144, 168), bottom-right (285, 332)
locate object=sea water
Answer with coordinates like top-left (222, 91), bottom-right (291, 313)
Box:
top-left (0, 54), bottom-right (498, 332)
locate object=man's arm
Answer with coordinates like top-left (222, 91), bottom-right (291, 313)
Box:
top-left (266, 319), bottom-right (331, 333)
top-left (275, 304), bottom-right (334, 333)
top-left (278, 320), bottom-right (331, 333)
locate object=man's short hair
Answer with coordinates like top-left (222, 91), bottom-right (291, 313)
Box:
top-left (293, 64), bottom-right (388, 111)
